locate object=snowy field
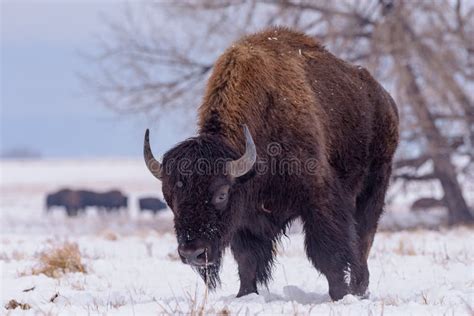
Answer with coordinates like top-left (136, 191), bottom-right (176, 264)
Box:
top-left (1, 159), bottom-right (473, 315)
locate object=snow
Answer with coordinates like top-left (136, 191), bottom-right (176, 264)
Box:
top-left (1, 159), bottom-right (473, 315)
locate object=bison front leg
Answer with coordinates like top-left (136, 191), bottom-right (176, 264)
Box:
top-left (231, 229), bottom-right (275, 297)
top-left (302, 196), bottom-right (362, 301)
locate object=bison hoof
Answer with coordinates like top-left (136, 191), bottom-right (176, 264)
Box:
top-left (357, 290), bottom-right (370, 300)
top-left (236, 288), bottom-right (258, 298)
top-left (329, 284), bottom-right (350, 301)
top-left (351, 267), bottom-right (369, 298)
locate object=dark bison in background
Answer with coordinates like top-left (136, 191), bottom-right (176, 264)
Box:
top-left (46, 189), bottom-right (128, 216)
top-left (97, 190), bottom-right (128, 212)
top-left (46, 189), bottom-right (82, 216)
top-left (46, 190), bottom-right (65, 210)
top-left (144, 27), bottom-right (399, 300)
top-left (139, 197), bottom-right (167, 214)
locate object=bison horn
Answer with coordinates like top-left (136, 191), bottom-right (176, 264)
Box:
top-left (227, 125), bottom-right (257, 178)
top-left (144, 129), bottom-right (162, 180)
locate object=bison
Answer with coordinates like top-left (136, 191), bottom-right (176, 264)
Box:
top-left (45, 189), bottom-right (82, 216)
top-left (139, 197), bottom-right (167, 214)
top-left (46, 189), bottom-right (67, 210)
top-left (97, 190), bottom-right (128, 213)
top-left (143, 27), bottom-right (399, 301)
top-left (45, 189), bottom-right (128, 216)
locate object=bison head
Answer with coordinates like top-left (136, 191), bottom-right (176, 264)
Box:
top-left (144, 126), bottom-right (256, 288)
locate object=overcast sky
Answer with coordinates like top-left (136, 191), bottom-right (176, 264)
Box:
top-left (1, 0), bottom-right (188, 158)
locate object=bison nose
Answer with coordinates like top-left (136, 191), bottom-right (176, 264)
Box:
top-left (178, 242), bottom-right (208, 266)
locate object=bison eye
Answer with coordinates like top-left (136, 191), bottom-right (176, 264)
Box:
top-left (212, 185), bottom-right (230, 209)
top-left (216, 192), bottom-right (227, 202)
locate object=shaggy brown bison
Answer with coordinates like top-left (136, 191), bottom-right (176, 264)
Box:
top-left (144, 27), bottom-right (399, 301)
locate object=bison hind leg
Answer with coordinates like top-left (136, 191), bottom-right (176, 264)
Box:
top-left (353, 161), bottom-right (393, 297)
top-left (300, 188), bottom-right (365, 301)
top-left (302, 215), bottom-right (360, 300)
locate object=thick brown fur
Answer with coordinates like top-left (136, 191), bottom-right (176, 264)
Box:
top-left (157, 27), bottom-right (399, 301)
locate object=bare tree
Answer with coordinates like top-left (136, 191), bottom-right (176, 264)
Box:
top-left (89, 0), bottom-right (473, 224)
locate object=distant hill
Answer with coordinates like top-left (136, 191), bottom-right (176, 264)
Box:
top-left (1, 148), bottom-right (42, 159)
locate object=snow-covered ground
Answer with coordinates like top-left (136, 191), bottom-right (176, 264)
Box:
top-left (1, 159), bottom-right (473, 315)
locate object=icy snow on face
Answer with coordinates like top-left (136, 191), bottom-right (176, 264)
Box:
top-left (1, 159), bottom-right (473, 315)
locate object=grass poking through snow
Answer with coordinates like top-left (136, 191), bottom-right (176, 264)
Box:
top-left (4, 299), bottom-right (31, 310)
top-left (31, 242), bottom-right (86, 278)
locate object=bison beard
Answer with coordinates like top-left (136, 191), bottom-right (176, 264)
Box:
top-left (195, 258), bottom-right (222, 290)
top-left (143, 27), bottom-right (399, 301)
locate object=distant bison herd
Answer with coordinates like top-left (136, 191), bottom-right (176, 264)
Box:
top-left (45, 188), bottom-right (167, 216)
